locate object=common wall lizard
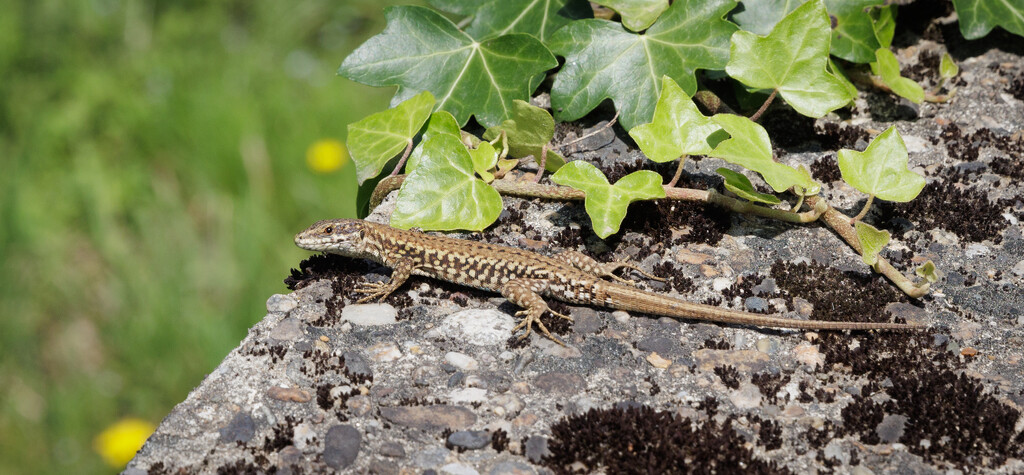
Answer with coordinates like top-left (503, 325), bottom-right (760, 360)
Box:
top-left (294, 219), bottom-right (923, 344)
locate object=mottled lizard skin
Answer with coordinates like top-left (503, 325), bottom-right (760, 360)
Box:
top-left (295, 219), bottom-right (924, 344)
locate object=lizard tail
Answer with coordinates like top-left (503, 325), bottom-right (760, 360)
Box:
top-left (600, 283), bottom-right (924, 331)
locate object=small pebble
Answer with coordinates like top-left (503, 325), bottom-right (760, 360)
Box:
top-left (449, 388), bottom-right (488, 404)
top-left (323, 425), bottom-right (362, 470)
top-left (341, 303), bottom-right (398, 326)
top-left (445, 352), bottom-right (479, 371)
top-left (440, 463), bottom-right (479, 475)
top-left (728, 383), bottom-right (763, 409)
top-left (440, 309), bottom-right (515, 346)
top-left (368, 342), bottom-right (401, 362)
top-left (646, 352), bottom-right (672, 369)
top-left (447, 430), bottom-right (491, 450)
top-left (266, 294), bottom-right (298, 313)
top-left (744, 297), bottom-right (768, 312)
top-left (379, 441), bottom-right (406, 458)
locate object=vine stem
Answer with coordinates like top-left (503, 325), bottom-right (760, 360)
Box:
top-left (748, 89), bottom-right (777, 122)
top-left (534, 144), bottom-right (548, 183)
top-left (557, 110), bottom-right (619, 150)
top-left (666, 156), bottom-right (686, 187)
top-left (389, 140), bottom-right (414, 176)
top-left (806, 195), bottom-right (929, 298)
top-left (850, 195), bottom-right (874, 223)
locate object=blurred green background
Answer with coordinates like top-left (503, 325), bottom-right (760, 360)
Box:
top-left (0, 1), bottom-right (413, 472)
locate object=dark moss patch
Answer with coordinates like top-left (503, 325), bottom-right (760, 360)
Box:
top-left (877, 174), bottom-right (1010, 244)
top-left (542, 406), bottom-right (788, 474)
top-left (771, 260), bottom-right (909, 324)
top-left (714, 365), bottom-right (741, 390)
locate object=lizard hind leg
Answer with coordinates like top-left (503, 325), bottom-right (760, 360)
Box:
top-left (500, 279), bottom-right (570, 346)
top-left (554, 250), bottom-right (665, 285)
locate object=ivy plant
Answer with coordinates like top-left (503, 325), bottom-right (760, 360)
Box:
top-left (331, 0), bottom-right (1020, 298)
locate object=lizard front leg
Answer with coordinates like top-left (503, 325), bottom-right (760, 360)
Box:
top-left (554, 250), bottom-right (665, 285)
top-left (353, 259), bottom-right (415, 303)
top-left (499, 279), bottom-right (572, 346)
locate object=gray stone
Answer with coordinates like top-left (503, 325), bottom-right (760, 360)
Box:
top-left (218, 411), bottom-right (255, 443)
top-left (524, 435), bottom-right (551, 463)
top-left (439, 309), bottom-right (516, 346)
top-left (441, 463), bottom-right (480, 475)
top-left (269, 318), bottom-right (305, 341)
top-left (729, 383), bottom-right (763, 409)
top-left (636, 335), bottom-right (677, 355)
top-left (448, 371), bottom-right (466, 388)
top-left (323, 425), bottom-right (361, 470)
top-left (447, 430), bottom-right (491, 450)
top-left (412, 447), bottom-right (450, 468)
top-left (570, 308), bottom-right (603, 334)
top-left (379, 405), bottom-right (477, 431)
top-left (341, 303), bottom-right (398, 326)
top-left (751, 278), bottom-right (777, 296)
top-left (342, 352), bottom-right (372, 380)
top-left (533, 372), bottom-right (584, 395)
top-left (379, 441), bottom-right (406, 458)
top-left (489, 461), bottom-right (536, 475)
top-left (876, 414), bottom-right (908, 444)
top-left (744, 297), bottom-right (769, 312)
top-left (266, 294), bottom-right (298, 313)
top-left (445, 352), bottom-right (479, 371)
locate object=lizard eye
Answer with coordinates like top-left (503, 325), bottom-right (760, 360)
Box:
top-left (323, 226), bottom-right (333, 234)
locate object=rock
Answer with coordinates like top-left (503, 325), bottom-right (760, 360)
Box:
top-left (823, 440), bottom-right (850, 465)
top-left (412, 447), bottom-right (450, 468)
top-left (646, 352), bottom-right (672, 369)
top-left (269, 318), bottom-right (305, 342)
top-left (793, 342), bottom-right (824, 368)
top-left (440, 462), bottom-right (480, 475)
top-left (323, 425), bottom-right (361, 470)
top-left (637, 335), bottom-right (677, 355)
top-left (571, 308), bottom-right (604, 334)
top-left (875, 414), bottom-right (907, 443)
top-left (341, 303), bottom-right (398, 326)
top-left (524, 435), bottom-right (551, 463)
top-left (368, 342), bottom-right (401, 362)
top-left (744, 297), bottom-right (769, 312)
top-left (439, 309), bottom-right (516, 345)
top-left (449, 388), bottom-right (488, 404)
top-left (266, 294), bottom-right (298, 313)
top-left (278, 446), bottom-right (302, 466)
top-left (693, 349), bottom-right (770, 372)
top-left (447, 430), bottom-right (491, 450)
top-left (489, 461), bottom-right (536, 475)
top-left (267, 386), bottom-right (312, 403)
top-left (218, 411), bottom-right (255, 443)
top-left (729, 383), bottom-right (763, 409)
top-left (445, 352), bottom-right (479, 371)
top-left (342, 352), bottom-right (372, 380)
top-left (379, 405), bottom-right (476, 431)
top-left (379, 441), bottom-right (406, 458)
top-left (533, 372), bottom-right (585, 394)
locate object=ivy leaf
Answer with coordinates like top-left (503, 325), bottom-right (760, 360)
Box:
top-left (469, 141), bottom-right (499, 182)
top-left (347, 91), bottom-right (435, 184)
top-left (826, 0), bottom-right (887, 63)
top-left (482, 100), bottom-right (565, 172)
top-left (550, 161), bottom-right (666, 238)
top-left (838, 125), bottom-right (926, 202)
top-left (716, 168), bottom-right (782, 204)
top-left (466, 0), bottom-right (593, 43)
top-left (952, 0), bottom-right (1024, 39)
top-left (827, 57), bottom-right (860, 100)
top-left (629, 76), bottom-right (722, 163)
top-left (940, 52), bottom-right (959, 79)
top-left (392, 135), bottom-right (503, 231)
top-left (730, 0), bottom-right (802, 35)
top-left (726, 0), bottom-right (856, 118)
top-left (593, 0), bottom-right (670, 31)
top-left (854, 221), bottom-right (890, 266)
top-left (915, 260), bottom-right (942, 283)
top-left (406, 111), bottom-right (462, 174)
top-left (708, 114), bottom-right (820, 194)
top-left (339, 6), bottom-right (557, 127)
top-left (871, 4), bottom-right (895, 48)
top-left (549, 0), bottom-right (738, 129)
top-left (870, 48), bottom-right (924, 103)
top-left (427, 0), bottom-right (479, 16)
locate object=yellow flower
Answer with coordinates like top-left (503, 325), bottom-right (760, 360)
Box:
top-left (306, 139), bottom-right (349, 173)
top-left (94, 418), bottom-right (155, 468)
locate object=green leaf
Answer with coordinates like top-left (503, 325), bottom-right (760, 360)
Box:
top-left (339, 6), bottom-right (558, 127)
top-left (915, 260), bottom-right (942, 283)
top-left (549, 0), bottom-right (738, 129)
top-left (629, 76), bottom-right (722, 163)
top-left (870, 48), bottom-right (924, 103)
top-left (482, 100), bottom-right (565, 172)
top-left (593, 0), bottom-right (670, 31)
top-left (828, 0), bottom-right (887, 63)
top-left (726, 0), bottom-right (856, 118)
top-left (952, 0), bottom-right (1024, 39)
top-left (406, 111), bottom-right (462, 174)
top-left (391, 135), bottom-right (503, 231)
top-left (347, 91), bottom-right (435, 184)
top-left (827, 57), bottom-right (860, 100)
top-left (550, 161), bottom-right (666, 238)
top-left (427, 0), bottom-right (479, 16)
top-left (466, 0), bottom-right (593, 43)
top-left (716, 168), bottom-right (782, 204)
top-left (731, 0), bottom-right (803, 35)
top-left (838, 126), bottom-right (926, 202)
top-left (854, 221), bottom-right (890, 266)
top-left (940, 52), bottom-right (959, 79)
top-left (708, 114), bottom-right (820, 194)
top-left (871, 4), bottom-right (895, 48)
top-left (469, 141), bottom-right (499, 182)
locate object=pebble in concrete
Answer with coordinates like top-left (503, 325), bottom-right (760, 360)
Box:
top-left (323, 425), bottom-right (361, 470)
top-left (447, 430), bottom-right (491, 450)
top-left (341, 303), bottom-right (398, 326)
top-left (379, 405), bottom-right (477, 431)
top-left (445, 351), bottom-right (479, 371)
top-left (266, 294), bottom-right (298, 313)
top-left (218, 411), bottom-right (255, 443)
top-left (439, 309), bottom-right (515, 346)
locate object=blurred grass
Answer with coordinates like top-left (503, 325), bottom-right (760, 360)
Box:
top-left (0, 1), bottom-right (413, 472)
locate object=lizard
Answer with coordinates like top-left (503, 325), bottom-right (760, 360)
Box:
top-left (294, 219), bottom-right (925, 345)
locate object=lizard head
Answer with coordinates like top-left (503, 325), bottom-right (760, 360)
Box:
top-left (294, 219), bottom-right (369, 257)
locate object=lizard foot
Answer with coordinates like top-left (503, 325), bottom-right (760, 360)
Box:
top-left (352, 280), bottom-right (395, 303)
top-left (601, 261), bottom-right (666, 284)
top-left (512, 309), bottom-right (567, 347)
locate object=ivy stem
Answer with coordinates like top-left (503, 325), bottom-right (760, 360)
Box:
top-left (790, 193), bottom-right (805, 213)
top-left (806, 195), bottom-right (929, 298)
top-left (666, 156), bottom-right (686, 187)
top-left (557, 110), bottom-right (620, 151)
top-left (692, 90), bottom-right (737, 115)
top-left (748, 89), bottom-right (777, 122)
top-left (390, 139), bottom-right (414, 176)
top-left (850, 195), bottom-right (875, 223)
top-left (534, 144), bottom-right (548, 183)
